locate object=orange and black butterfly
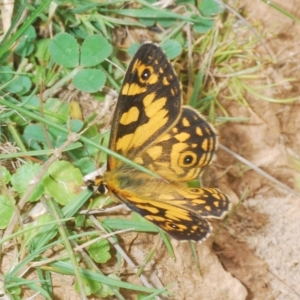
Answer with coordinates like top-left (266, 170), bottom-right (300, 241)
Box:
top-left (101, 42), bottom-right (230, 242)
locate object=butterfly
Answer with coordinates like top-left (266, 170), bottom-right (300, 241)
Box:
top-left (101, 42), bottom-right (230, 242)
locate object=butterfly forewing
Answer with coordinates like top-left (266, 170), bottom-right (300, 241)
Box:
top-left (108, 42), bottom-right (182, 171)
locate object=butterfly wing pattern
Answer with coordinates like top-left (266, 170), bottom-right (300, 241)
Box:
top-left (103, 42), bottom-right (231, 242)
top-left (108, 42), bottom-right (181, 171)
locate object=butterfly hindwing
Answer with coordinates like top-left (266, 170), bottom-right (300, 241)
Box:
top-left (109, 179), bottom-right (230, 241)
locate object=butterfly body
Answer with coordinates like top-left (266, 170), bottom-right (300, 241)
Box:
top-left (103, 42), bottom-right (230, 242)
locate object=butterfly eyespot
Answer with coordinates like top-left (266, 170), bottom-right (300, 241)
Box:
top-left (179, 151), bottom-right (197, 167)
top-left (141, 68), bottom-right (151, 80)
top-left (168, 223), bottom-right (178, 229)
top-left (183, 155), bottom-right (194, 164)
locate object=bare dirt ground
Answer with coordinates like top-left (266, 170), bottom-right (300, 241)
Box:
top-left (215, 1), bottom-right (300, 299)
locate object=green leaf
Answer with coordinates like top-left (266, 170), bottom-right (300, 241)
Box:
top-left (73, 69), bottom-right (106, 93)
top-left (176, 0), bottom-right (194, 4)
top-left (22, 124), bottom-right (49, 150)
top-left (62, 188), bottom-right (93, 218)
top-left (23, 123), bottom-right (66, 150)
top-left (139, 18), bottom-right (155, 27)
top-left (0, 65), bottom-right (13, 82)
top-left (161, 40), bottom-right (182, 59)
top-left (199, 0), bottom-right (223, 16)
top-left (47, 126), bottom-right (72, 147)
top-left (25, 214), bottom-right (57, 251)
top-left (43, 98), bottom-right (69, 123)
top-left (5, 285), bottom-right (21, 299)
top-left (22, 120), bottom-right (81, 150)
top-left (189, 70), bottom-right (204, 107)
top-left (48, 261), bottom-right (159, 293)
top-left (6, 74), bottom-right (32, 94)
top-left (107, 7), bottom-right (194, 22)
top-left (88, 238), bottom-right (111, 263)
top-left (34, 39), bottom-right (51, 63)
top-left (49, 33), bottom-right (79, 68)
top-left (74, 276), bottom-right (102, 296)
top-left (87, 194), bottom-right (114, 211)
top-left (15, 25), bottom-right (37, 56)
top-left (103, 214), bottom-right (159, 233)
top-left (0, 195), bottom-right (15, 229)
top-left (193, 15), bottom-right (214, 33)
top-left (42, 161), bottom-right (83, 205)
top-left (158, 18), bottom-right (176, 28)
top-left (96, 274), bottom-right (120, 297)
top-left (80, 35), bottom-right (112, 67)
top-left (11, 163), bottom-right (44, 202)
top-left (74, 157), bottom-right (96, 175)
top-left (69, 125), bottom-right (109, 163)
top-left (75, 214), bottom-right (85, 228)
top-left (21, 95), bottom-right (40, 107)
top-left (0, 166), bottom-right (11, 187)
top-left (66, 119), bottom-right (84, 133)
